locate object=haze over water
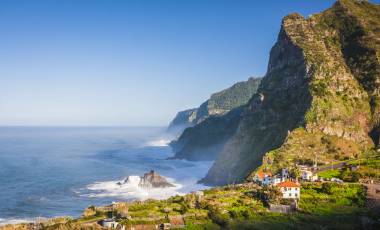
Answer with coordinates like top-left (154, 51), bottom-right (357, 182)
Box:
top-left (0, 126), bottom-right (211, 225)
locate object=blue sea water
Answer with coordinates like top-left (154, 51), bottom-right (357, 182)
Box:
top-left (0, 127), bottom-right (212, 225)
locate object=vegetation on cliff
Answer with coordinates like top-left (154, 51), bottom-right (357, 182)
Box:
top-left (167, 77), bottom-right (261, 134)
top-left (200, 0), bottom-right (380, 185)
top-left (169, 77), bottom-right (261, 161)
top-left (10, 182), bottom-right (376, 230)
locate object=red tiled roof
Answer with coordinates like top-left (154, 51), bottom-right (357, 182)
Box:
top-left (276, 181), bottom-right (300, 188)
top-left (256, 171), bottom-right (272, 179)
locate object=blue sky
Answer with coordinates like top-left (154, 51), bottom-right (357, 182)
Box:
top-left (0, 0), bottom-right (374, 126)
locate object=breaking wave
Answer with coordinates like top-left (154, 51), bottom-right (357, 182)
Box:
top-left (83, 175), bottom-right (184, 200)
top-left (0, 218), bottom-right (36, 226)
top-left (144, 138), bottom-right (171, 147)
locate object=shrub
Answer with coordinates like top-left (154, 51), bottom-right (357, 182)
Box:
top-left (340, 169), bottom-right (361, 182)
top-left (208, 207), bottom-right (230, 227)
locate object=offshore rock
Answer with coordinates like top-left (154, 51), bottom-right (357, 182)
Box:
top-left (139, 170), bottom-right (175, 188)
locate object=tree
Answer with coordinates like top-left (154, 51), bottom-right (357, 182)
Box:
top-left (290, 167), bottom-right (301, 181)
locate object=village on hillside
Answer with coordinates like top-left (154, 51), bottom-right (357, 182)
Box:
top-left (77, 159), bottom-right (380, 229)
top-left (3, 157), bottom-right (376, 230)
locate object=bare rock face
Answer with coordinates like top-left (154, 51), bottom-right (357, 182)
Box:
top-left (201, 0), bottom-right (380, 185)
top-left (82, 206), bottom-right (96, 217)
top-left (139, 170), bottom-right (174, 188)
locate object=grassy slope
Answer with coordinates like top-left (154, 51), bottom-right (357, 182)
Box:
top-left (247, 0), bottom-right (380, 180)
top-left (55, 182), bottom-right (376, 230)
top-left (3, 182), bottom-right (373, 230)
top-left (202, 0), bottom-right (380, 186)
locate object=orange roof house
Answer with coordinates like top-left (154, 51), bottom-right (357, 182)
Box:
top-left (276, 181), bottom-right (300, 199)
top-left (256, 171), bottom-right (272, 180)
top-left (276, 181), bottom-right (300, 188)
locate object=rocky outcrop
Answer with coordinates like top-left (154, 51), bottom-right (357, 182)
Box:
top-left (117, 171), bottom-right (175, 188)
top-left (139, 170), bottom-right (174, 188)
top-left (201, 0), bottom-right (380, 185)
top-left (167, 77), bottom-right (261, 135)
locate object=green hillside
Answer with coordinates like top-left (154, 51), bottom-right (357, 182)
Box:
top-left (198, 0), bottom-right (380, 185)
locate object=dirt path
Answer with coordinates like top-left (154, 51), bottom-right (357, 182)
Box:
top-left (316, 162), bottom-right (347, 172)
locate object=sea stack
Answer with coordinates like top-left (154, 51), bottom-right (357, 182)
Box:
top-left (139, 170), bottom-right (175, 188)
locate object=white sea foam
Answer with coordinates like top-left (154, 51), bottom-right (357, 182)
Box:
top-left (144, 138), bottom-right (171, 147)
top-left (82, 157), bottom-right (213, 201)
top-left (84, 175), bottom-right (184, 200)
top-left (0, 218), bottom-right (36, 226)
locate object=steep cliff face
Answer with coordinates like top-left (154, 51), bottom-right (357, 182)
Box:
top-left (170, 107), bottom-right (243, 161)
top-left (167, 108), bottom-right (197, 134)
top-left (201, 0), bottom-right (380, 185)
top-left (196, 77), bottom-right (263, 123)
top-left (167, 77), bottom-right (261, 134)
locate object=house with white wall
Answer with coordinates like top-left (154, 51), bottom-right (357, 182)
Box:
top-left (301, 169), bottom-right (318, 181)
top-left (276, 181), bottom-right (300, 199)
top-left (271, 176), bottom-right (283, 185)
top-left (254, 171), bottom-right (272, 185)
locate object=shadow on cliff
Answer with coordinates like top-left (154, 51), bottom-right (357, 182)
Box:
top-left (201, 26), bottom-right (313, 185)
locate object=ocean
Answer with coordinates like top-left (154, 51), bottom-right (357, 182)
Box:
top-left (0, 126), bottom-right (212, 225)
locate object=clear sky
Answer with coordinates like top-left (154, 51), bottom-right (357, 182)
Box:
top-left (0, 0), bottom-right (376, 126)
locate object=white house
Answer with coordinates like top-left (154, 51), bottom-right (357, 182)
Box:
top-left (262, 176), bottom-right (272, 186)
top-left (101, 218), bottom-right (119, 229)
top-left (276, 181), bottom-right (300, 199)
top-left (301, 170), bottom-right (318, 181)
top-left (271, 176), bottom-right (283, 185)
top-left (254, 171), bottom-right (272, 185)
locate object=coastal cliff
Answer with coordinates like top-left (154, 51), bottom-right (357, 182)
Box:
top-left (197, 0), bottom-right (380, 185)
top-left (170, 107), bottom-right (244, 161)
top-left (169, 78), bottom-right (261, 161)
top-left (167, 77), bottom-right (261, 135)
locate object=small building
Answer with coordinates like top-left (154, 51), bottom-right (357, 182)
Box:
top-left (269, 202), bottom-right (297, 214)
top-left (100, 218), bottom-right (119, 229)
top-left (254, 171), bottom-right (272, 185)
top-left (262, 176), bottom-right (272, 186)
top-left (281, 168), bottom-right (289, 179)
top-left (301, 170), bottom-right (318, 181)
top-left (159, 223), bottom-right (171, 230)
top-left (331, 177), bottom-right (343, 183)
top-left (271, 176), bottom-right (283, 185)
top-left (276, 181), bottom-right (300, 199)
top-left (195, 191), bottom-right (204, 197)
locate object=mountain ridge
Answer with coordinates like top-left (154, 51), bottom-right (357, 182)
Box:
top-left (167, 77), bottom-right (262, 135)
top-left (197, 0), bottom-right (380, 185)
